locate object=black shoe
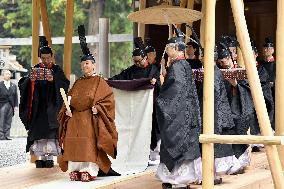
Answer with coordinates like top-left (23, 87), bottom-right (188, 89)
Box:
top-left (35, 160), bottom-right (45, 168)
top-left (5, 137), bottom-right (12, 140)
top-left (97, 168), bottom-right (121, 177)
top-left (162, 183), bottom-right (190, 189)
top-left (231, 168), bottom-right (245, 175)
top-left (45, 160), bottom-right (54, 168)
top-left (214, 177), bottom-right (223, 185)
top-left (200, 178), bottom-right (222, 185)
top-left (252, 146), bottom-right (261, 152)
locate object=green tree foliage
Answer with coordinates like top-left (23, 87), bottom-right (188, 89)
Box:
top-left (103, 0), bottom-right (133, 76)
top-left (0, 0), bottom-right (133, 77)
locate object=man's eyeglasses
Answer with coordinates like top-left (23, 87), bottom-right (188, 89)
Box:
top-left (264, 47), bottom-right (274, 51)
top-left (133, 59), bottom-right (143, 63)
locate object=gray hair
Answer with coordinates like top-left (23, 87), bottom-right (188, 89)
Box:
top-left (1, 69), bottom-right (11, 76)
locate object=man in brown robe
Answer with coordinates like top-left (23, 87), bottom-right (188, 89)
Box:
top-left (58, 24), bottom-right (118, 182)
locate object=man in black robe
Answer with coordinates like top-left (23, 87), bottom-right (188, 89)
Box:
top-left (216, 43), bottom-right (255, 174)
top-left (19, 36), bottom-right (69, 168)
top-left (185, 39), bottom-right (202, 69)
top-left (0, 70), bottom-right (18, 140)
top-left (156, 28), bottom-right (201, 189)
top-left (109, 38), bottom-right (160, 83)
top-left (259, 37), bottom-right (276, 86)
top-left (144, 43), bottom-right (162, 163)
top-left (259, 37), bottom-right (276, 130)
top-left (250, 41), bottom-right (274, 151)
top-left (195, 48), bottom-right (237, 176)
top-left (219, 36), bottom-right (239, 68)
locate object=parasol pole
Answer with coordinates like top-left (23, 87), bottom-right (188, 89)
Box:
top-left (138, 0), bottom-right (146, 40)
top-left (177, 0), bottom-right (187, 30)
top-left (185, 0), bottom-right (195, 43)
top-left (168, 0), bottom-right (173, 38)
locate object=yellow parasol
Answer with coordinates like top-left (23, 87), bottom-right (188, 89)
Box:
top-left (127, 4), bottom-right (202, 25)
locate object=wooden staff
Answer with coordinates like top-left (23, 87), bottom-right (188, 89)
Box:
top-left (63, 0), bottom-right (74, 80)
top-left (276, 0), bottom-right (284, 170)
top-left (230, 0), bottom-right (284, 188)
top-left (202, 0), bottom-right (216, 188)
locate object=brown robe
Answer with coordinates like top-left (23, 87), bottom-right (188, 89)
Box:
top-left (58, 75), bottom-right (118, 173)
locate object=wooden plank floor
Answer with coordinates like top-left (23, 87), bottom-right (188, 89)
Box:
top-left (0, 150), bottom-right (274, 189)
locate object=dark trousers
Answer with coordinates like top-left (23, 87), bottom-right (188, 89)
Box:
top-left (0, 103), bottom-right (13, 139)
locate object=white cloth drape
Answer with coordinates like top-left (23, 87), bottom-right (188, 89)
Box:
top-left (111, 88), bottom-right (154, 175)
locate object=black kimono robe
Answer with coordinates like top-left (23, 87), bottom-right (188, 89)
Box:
top-left (18, 64), bottom-right (70, 152)
top-left (224, 79), bottom-right (254, 158)
top-left (109, 64), bottom-right (160, 81)
top-left (259, 59), bottom-right (276, 83)
top-left (250, 64), bottom-right (275, 135)
top-left (156, 59), bottom-right (201, 171)
top-left (196, 66), bottom-right (235, 158)
top-left (186, 59), bottom-right (203, 69)
top-left (258, 60), bottom-right (275, 130)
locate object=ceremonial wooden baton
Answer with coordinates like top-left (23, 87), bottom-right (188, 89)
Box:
top-left (60, 88), bottom-right (71, 112)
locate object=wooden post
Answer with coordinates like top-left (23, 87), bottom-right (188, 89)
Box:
top-left (235, 0), bottom-right (245, 68)
top-left (202, 0), bottom-right (216, 188)
top-left (39, 0), bottom-right (52, 45)
top-left (63, 0), bottom-right (74, 79)
top-left (276, 0), bottom-right (284, 170)
top-left (31, 0), bottom-right (40, 163)
top-left (138, 0), bottom-right (146, 40)
top-left (185, 0), bottom-right (195, 43)
top-left (230, 0), bottom-right (284, 188)
top-left (199, 0), bottom-right (206, 48)
top-left (99, 18), bottom-right (110, 78)
top-left (32, 0), bottom-right (40, 66)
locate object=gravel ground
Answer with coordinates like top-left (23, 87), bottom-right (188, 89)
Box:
top-left (0, 138), bottom-right (27, 168)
